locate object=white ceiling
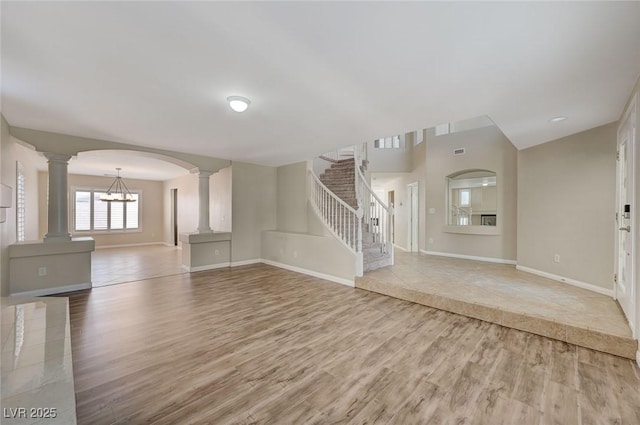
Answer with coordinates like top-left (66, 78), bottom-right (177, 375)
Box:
top-left (2, 2), bottom-right (640, 167)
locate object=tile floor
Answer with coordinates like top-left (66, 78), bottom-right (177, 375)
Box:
top-left (91, 245), bottom-right (184, 287)
top-left (1, 297), bottom-right (77, 424)
top-left (356, 251), bottom-right (638, 359)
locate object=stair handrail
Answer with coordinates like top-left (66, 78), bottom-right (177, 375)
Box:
top-left (308, 168), bottom-right (363, 255)
top-left (353, 146), bottom-right (394, 258)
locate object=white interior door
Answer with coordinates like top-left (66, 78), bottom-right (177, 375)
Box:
top-left (616, 105), bottom-right (636, 334)
top-left (408, 183), bottom-right (419, 252)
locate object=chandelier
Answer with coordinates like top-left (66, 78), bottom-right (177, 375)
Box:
top-left (100, 168), bottom-right (136, 202)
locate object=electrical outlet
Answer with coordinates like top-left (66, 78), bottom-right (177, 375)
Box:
top-left (38, 267), bottom-right (47, 277)
top-left (214, 249), bottom-right (220, 256)
top-left (554, 254), bottom-right (560, 263)
top-left (428, 238), bottom-right (434, 244)
top-left (429, 208), bottom-right (435, 214)
top-left (293, 250), bottom-right (298, 258)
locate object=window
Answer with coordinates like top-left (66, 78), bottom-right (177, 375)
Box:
top-left (374, 135), bottom-right (402, 149)
top-left (16, 162), bottom-right (25, 241)
top-left (74, 189), bottom-right (140, 232)
top-left (413, 130), bottom-right (424, 146)
top-left (459, 189), bottom-right (470, 206)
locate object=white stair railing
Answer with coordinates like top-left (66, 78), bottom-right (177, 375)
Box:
top-left (354, 145), bottom-right (394, 261)
top-left (308, 168), bottom-right (364, 275)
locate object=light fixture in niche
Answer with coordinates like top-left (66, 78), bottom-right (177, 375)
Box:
top-left (227, 96), bottom-right (251, 112)
top-left (549, 116), bottom-right (567, 123)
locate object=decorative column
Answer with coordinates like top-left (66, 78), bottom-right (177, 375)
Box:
top-left (196, 170), bottom-right (213, 233)
top-left (44, 153), bottom-right (72, 242)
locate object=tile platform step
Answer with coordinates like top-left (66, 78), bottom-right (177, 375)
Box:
top-left (355, 276), bottom-right (638, 359)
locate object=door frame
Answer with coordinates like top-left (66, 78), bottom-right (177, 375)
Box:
top-left (170, 188), bottom-right (178, 246)
top-left (407, 182), bottom-right (419, 252)
top-left (615, 95), bottom-right (637, 338)
top-left (388, 190), bottom-right (395, 244)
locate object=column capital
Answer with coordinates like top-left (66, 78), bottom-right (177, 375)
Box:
top-left (43, 152), bottom-right (73, 163)
top-left (190, 168), bottom-right (214, 177)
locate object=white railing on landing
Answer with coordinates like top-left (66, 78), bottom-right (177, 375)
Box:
top-left (354, 145), bottom-right (394, 262)
top-left (319, 146), bottom-right (356, 163)
top-left (308, 168), bottom-right (364, 276)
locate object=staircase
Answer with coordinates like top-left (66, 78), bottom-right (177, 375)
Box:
top-left (319, 159), bottom-right (393, 272)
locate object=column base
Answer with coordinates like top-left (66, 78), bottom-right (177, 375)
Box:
top-left (44, 234), bottom-right (72, 242)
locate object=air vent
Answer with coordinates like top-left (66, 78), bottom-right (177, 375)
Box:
top-left (453, 148), bottom-right (466, 156)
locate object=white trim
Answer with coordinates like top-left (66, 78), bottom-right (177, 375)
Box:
top-left (260, 259), bottom-right (355, 287)
top-left (230, 259), bottom-right (262, 267)
top-left (516, 265), bottom-right (615, 297)
top-left (615, 97), bottom-right (637, 339)
top-left (11, 282), bottom-right (92, 297)
top-left (96, 242), bottom-right (166, 249)
top-left (181, 263), bottom-right (231, 273)
top-left (178, 257), bottom-right (355, 287)
top-left (394, 244), bottom-right (408, 252)
top-left (421, 250), bottom-right (516, 265)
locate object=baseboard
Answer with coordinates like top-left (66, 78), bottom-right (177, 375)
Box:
top-left (394, 244), bottom-right (408, 252)
top-left (163, 242), bottom-right (181, 248)
top-left (179, 258), bottom-right (353, 287)
top-left (515, 265), bottom-right (615, 297)
top-left (421, 250), bottom-right (517, 265)
top-left (260, 259), bottom-right (355, 287)
top-left (181, 263), bottom-right (231, 272)
top-left (230, 259), bottom-right (263, 267)
top-left (11, 282), bottom-right (92, 297)
top-left (96, 242), bottom-right (165, 249)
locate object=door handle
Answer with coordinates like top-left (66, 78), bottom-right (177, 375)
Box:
top-left (619, 225), bottom-right (631, 232)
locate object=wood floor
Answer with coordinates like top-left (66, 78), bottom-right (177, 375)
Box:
top-left (67, 264), bottom-right (640, 425)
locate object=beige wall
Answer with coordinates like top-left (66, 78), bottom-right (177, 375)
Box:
top-left (518, 123), bottom-right (617, 290)
top-left (261, 230), bottom-right (356, 282)
top-left (425, 125), bottom-right (518, 261)
top-left (231, 162), bottom-right (277, 262)
top-left (163, 166), bottom-right (232, 244)
top-left (1, 118), bottom-right (43, 295)
top-left (372, 138), bottom-right (427, 251)
top-left (163, 173), bottom-right (198, 244)
top-left (38, 173), bottom-right (165, 247)
top-left (366, 134), bottom-right (413, 173)
top-left (211, 166), bottom-right (232, 232)
top-left (277, 162), bottom-right (308, 233)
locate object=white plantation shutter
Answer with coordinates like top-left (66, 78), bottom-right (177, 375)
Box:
top-left (16, 162), bottom-right (25, 241)
top-left (73, 189), bottom-right (140, 232)
top-left (110, 201), bottom-right (124, 230)
top-left (126, 194), bottom-right (139, 229)
top-left (75, 191), bottom-right (91, 231)
top-left (94, 193), bottom-right (108, 230)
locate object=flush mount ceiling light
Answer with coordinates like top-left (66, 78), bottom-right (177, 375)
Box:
top-left (549, 116), bottom-right (567, 123)
top-left (227, 96), bottom-right (251, 113)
